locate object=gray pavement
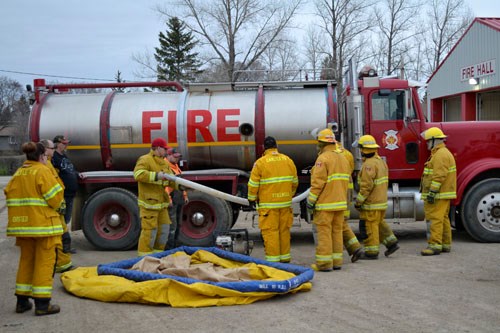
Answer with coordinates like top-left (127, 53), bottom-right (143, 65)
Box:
top-left (1, 177), bottom-right (500, 332)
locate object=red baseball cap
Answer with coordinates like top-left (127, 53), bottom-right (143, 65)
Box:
top-left (167, 148), bottom-right (182, 158)
top-left (151, 138), bottom-right (168, 149)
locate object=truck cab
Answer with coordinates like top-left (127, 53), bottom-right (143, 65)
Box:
top-left (340, 61), bottom-right (500, 242)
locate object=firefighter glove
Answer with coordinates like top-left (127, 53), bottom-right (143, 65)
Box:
top-left (56, 202), bottom-right (66, 216)
top-left (248, 200), bottom-right (256, 210)
top-left (354, 201), bottom-right (362, 210)
top-left (427, 191), bottom-right (437, 204)
top-left (306, 201), bottom-right (315, 214)
top-left (178, 184), bottom-right (187, 191)
top-left (157, 172), bottom-right (167, 181)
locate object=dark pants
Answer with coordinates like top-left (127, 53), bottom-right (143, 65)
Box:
top-left (166, 190), bottom-right (185, 249)
top-left (63, 194), bottom-right (75, 251)
top-left (63, 194), bottom-right (75, 225)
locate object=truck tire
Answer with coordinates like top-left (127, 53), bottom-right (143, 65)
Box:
top-left (82, 188), bottom-right (140, 250)
top-left (461, 178), bottom-right (500, 242)
top-left (176, 190), bottom-right (232, 247)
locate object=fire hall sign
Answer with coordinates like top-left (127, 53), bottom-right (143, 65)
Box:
top-left (460, 59), bottom-right (496, 81)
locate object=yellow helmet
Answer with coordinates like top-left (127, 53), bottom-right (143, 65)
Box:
top-left (356, 135), bottom-right (380, 148)
top-left (422, 127), bottom-right (447, 140)
top-left (317, 128), bottom-right (336, 143)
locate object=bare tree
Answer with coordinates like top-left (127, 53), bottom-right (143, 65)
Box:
top-left (373, 0), bottom-right (420, 76)
top-left (261, 36), bottom-right (302, 81)
top-left (132, 49), bottom-right (158, 80)
top-left (303, 25), bottom-right (327, 80)
top-left (313, 0), bottom-right (374, 93)
top-left (0, 76), bottom-right (30, 148)
top-left (425, 0), bottom-right (473, 75)
top-left (156, 0), bottom-right (304, 82)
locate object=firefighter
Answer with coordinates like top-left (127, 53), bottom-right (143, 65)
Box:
top-left (307, 128), bottom-right (351, 271)
top-left (420, 127), bottom-right (456, 255)
top-left (40, 139), bottom-right (74, 273)
top-left (133, 138), bottom-right (177, 256)
top-left (164, 148), bottom-right (188, 250)
top-left (248, 136), bottom-right (298, 263)
top-left (335, 133), bottom-right (364, 262)
top-left (5, 142), bottom-right (65, 316)
top-left (310, 129), bottom-right (363, 263)
top-left (353, 135), bottom-right (399, 259)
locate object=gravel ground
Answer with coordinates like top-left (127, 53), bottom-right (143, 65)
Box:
top-left (1, 176), bottom-right (499, 333)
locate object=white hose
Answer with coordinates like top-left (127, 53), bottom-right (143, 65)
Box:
top-left (163, 173), bottom-right (249, 206)
top-left (163, 173), bottom-right (310, 206)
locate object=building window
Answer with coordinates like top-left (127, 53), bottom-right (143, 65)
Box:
top-left (444, 97), bottom-right (461, 121)
top-left (478, 91), bottom-right (500, 120)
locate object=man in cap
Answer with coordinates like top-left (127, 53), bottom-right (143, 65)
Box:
top-left (307, 128), bottom-right (353, 271)
top-left (353, 134), bottom-right (399, 259)
top-left (51, 135), bottom-right (79, 254)
top-left (164, 148), bottom-right (188, 250)
top-left (134, 138), bottom-right (178, 256)
top-left (248, 136), bottom-right (298, 263)
top-left (420, 127), bottom-right (456, 256)
top-left (40, 139), bottom-right (74, 273)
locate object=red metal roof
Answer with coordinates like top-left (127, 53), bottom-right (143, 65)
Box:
top-left (427, 17), bottom-right (500, 83)
top-left (476, 17), bottom-right (500, 31)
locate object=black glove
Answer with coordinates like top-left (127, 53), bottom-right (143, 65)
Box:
top-left (306, 201), bottom-right (315, 215)
top-left (427, 190), bottom-right (437, 204)
top-left (354, 201), bottom-right (362, 210)
top-left (248, 201), bottom-right (256, 210)
top-left (56, 202), bottom-right (66, 216)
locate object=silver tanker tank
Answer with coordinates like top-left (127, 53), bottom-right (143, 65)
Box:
top-left (32, 81), bottom-right (336, 173)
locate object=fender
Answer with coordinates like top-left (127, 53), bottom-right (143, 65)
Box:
top-left (456, 158), bottom-right (500, 205)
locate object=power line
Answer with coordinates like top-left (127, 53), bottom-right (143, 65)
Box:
top-left (0, 69), bottom-right (115, 82)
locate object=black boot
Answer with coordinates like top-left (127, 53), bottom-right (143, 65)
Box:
top-left (16, 295), bottom-right (33, 313)
top-left (384, 242), bottom-right (400, 257)
top-left (62, 232), bottom-right (76, 254)
top-left (34, 298), bottom-right (60, 316)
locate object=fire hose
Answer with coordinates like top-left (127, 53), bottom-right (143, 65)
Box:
top-left (162, 173), bottom-right (310, 206)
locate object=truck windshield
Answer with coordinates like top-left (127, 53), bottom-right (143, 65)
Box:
top-left (371, 90), bottom-right (404, 121)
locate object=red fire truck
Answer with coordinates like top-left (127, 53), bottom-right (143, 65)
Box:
top-left (28, 64), bottom-right (500, 250)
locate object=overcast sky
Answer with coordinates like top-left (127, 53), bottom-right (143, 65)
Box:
top-left (1, 0), bottom-right (499, 89)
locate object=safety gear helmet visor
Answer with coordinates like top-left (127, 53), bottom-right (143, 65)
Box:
top-left (422, 127), bottom-right (447, 141)
top-left (317, 128), bottom-right (336, 143)
top-left (353, 134), bottom-right (380, 148)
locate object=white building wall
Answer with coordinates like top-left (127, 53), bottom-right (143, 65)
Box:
top-left (428, 22), bottom-right (499, 99)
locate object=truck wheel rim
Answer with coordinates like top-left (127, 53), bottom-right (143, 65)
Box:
top-left (181, 201), bottom-right (216, 239)
top-left (93, 203), bottom-right (132, 240)
top-left (476, 192), bottom-right (500, 232)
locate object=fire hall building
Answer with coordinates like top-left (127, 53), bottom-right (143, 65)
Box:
top-left (427, 17), bottom-right (500, 122)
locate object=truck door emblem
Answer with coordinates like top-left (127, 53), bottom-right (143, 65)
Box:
top-left (383, 130), bottom-right (401, 151)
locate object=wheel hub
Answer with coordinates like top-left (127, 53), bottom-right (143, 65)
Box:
top-left (476, 192), bottom-right (500, 230)
top-left (108, 213), bottom-right (121, 227)
top-left (191, 212), bottom-right (205, 226)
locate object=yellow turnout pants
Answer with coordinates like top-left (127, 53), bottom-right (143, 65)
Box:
top-left (360, 210), bottom-right (398, 257)
top-left (424, 199), bottom-right (452, 252)
top-left (138, 207), bottom-right (170, 256)
top-left (15, 236), bottom-right (60, 299)
top-left (314, 210), bottom-right (344, 269)
top-left (258, 207), bottom-right (293, 262)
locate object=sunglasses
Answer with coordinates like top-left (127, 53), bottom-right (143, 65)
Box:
top-left (46, 147), bottom-right (55, 149)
